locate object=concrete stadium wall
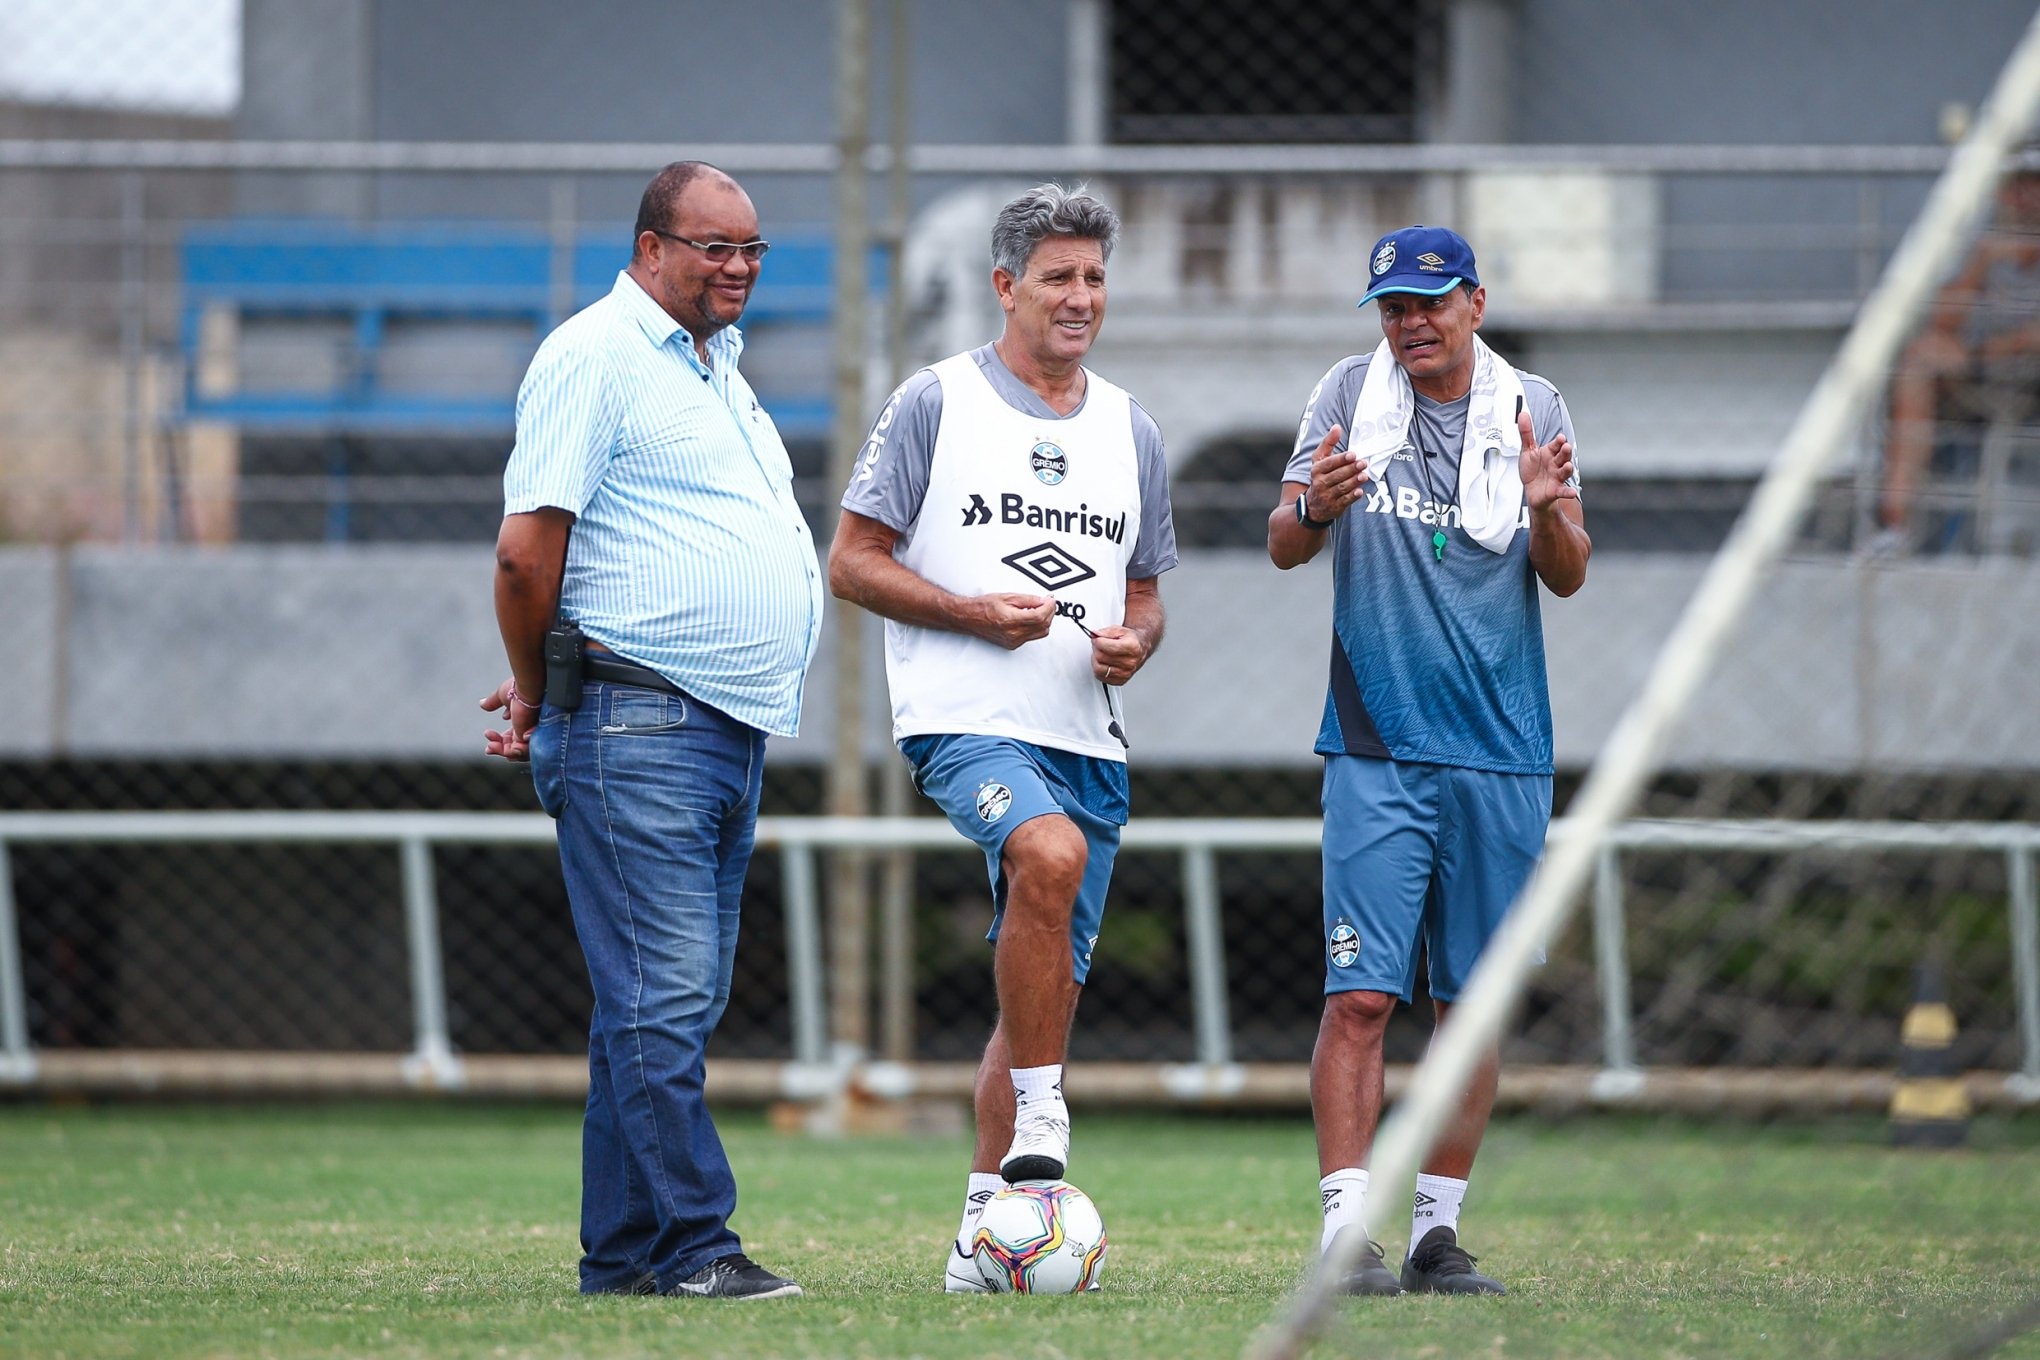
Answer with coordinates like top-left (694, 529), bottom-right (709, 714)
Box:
top-left (0, 546), bottom-right (2033, 772)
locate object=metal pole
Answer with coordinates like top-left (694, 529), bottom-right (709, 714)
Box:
top-left (1857, 176), bottom-right (1884, 296)
top-left (2010, 847), bottom-right (2040, 1100)
top-left (824, 0), bottom-right (876, 1056)
top-left (1591, 847), bottom-right (1642, 1097)
top-left (119, 171), bottom-right (145, 545)
top-left (1066, 0), bottom-right (1107, 149)
top-left (1182, 846), bottom-right (1234, 1068)
top-left (876, 774), bottom-right (915, 1061)
top-left (398, 837), bottom-right (462, 1088)
top-left (875, 0), bottom-right (918, 1066)
top-left (548, 175), bottom-right (578, 326)
top-left (783, 843), bottom-right (829, 1067)
top-left (0, 842), bottom-right (36, 1083)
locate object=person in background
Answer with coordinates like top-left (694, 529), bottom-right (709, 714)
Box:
top-left (1879, 168), bottom-right (2040, 548)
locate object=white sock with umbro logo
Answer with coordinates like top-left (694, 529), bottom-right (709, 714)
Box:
top-left (957, 1171), bottom-right (1005, 1249)
top-left (1010, 1063), bottom-right (1064, 1110)
top-left (1318, 1168), bottom-right (1369, 1255)
top-left (1412, 1172), bottom-right (1467, 1246)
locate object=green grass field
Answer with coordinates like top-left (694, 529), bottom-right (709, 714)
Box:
top-left (2, 1102), bottom-right (2036, 1359)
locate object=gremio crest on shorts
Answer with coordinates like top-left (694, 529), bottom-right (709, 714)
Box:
top-left (1029, 440), bottom-right (1068, 485)
top-left (976, 781), bottom-right (1013, 822)
top-left (1328, 919), bottom-right (1360, 969)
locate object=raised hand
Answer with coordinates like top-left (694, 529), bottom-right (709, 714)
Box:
top-left (1517, 409), bottom-right (1578, 513)
top-left (1306, 424), bottom-right (1371, 521)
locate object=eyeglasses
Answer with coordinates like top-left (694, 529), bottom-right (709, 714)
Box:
top-left (648, 229), bottom-right (771, 263)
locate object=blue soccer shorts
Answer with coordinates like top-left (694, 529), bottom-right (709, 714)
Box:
top-left (898, 733), bottom-right (1124, 984)
top-left (1320, 754), bottom-right (1551, 1002)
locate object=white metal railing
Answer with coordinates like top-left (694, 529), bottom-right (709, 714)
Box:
top-left (0, 812), bottom-right (2034, 1099)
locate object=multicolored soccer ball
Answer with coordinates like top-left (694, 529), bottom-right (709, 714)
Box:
top-left (970, 1180), bottom-right (1108, 1294)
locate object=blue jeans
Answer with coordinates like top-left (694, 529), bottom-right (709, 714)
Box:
top-left (528, 679), bottom-right (765, 1293)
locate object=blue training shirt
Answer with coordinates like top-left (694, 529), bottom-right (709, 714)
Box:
top-left (503, 271), bottom-right (824, 737)
top-left (1283, 352), bottom-right (1580, 774)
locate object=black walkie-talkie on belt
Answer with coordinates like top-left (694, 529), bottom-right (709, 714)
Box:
top-left (543, 526), bottom-right (585, 712)
top-left (544, 618), bottom-right (585, 712)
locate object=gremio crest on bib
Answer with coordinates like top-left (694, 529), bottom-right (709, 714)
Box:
top-left (1030, 440), bottom-right (1068, 485)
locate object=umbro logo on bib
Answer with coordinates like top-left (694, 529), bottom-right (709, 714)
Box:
top-left (1002, 542), bottom-right (1097, 592)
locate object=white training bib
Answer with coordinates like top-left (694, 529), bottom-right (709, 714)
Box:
top-left (888, 352), bottom-right (1141, 760)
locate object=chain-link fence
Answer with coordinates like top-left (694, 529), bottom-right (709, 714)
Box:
top-left (1, 0), bottom-right (2037, 1104)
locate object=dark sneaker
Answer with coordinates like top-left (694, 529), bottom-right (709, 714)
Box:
top-left (667, 1253), bottom-right (804, 1300)
top-left (585, 1271), bottom-right (658, 1296)
top-left (1336, 1235), bottom-right (1406, 1296)
top-left (1400, 1226), bottom-right (1506, 1295)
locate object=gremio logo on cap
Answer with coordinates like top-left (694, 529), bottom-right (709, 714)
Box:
top-left (1371, 241), bottom-right (1396, 276)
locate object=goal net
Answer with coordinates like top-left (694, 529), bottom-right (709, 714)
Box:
top-left (1252, 11), bottom-right (2040, 1358)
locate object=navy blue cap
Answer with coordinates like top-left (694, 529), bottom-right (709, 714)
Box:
top-left (1357, 225), bottom-right (1479, 305)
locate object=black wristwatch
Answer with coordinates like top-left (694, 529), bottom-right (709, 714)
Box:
top-left (1296, 492), bottom-right (1334, 531)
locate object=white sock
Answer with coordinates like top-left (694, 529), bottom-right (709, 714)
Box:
top-left (1010, 1063), bottom-right (1065, 1110)
top-left (1318, 1168), bottom-right (1369, 1256)
top-left (957, 1172), bottom-right (1005, 1248)
top-left (1412, 1172), bottom-right (1467, 1246)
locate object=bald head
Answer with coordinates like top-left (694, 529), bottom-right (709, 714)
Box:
top-left (632, 161), bottom-right (741, 260)
top-left (626, 161), bottom-right (763, 353)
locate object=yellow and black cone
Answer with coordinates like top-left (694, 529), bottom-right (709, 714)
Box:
top-left (1890, 963), bottom-right (1970, 1148)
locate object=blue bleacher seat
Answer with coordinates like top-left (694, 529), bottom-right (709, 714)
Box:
top-left (177, 220), bottom-right (866, 440)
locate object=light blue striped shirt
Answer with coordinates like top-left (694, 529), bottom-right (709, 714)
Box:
top-left (503, 270), bottom-right (823, 736)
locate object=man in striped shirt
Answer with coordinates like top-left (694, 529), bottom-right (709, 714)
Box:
top-left (483, 161), bottom-right (822, 1302)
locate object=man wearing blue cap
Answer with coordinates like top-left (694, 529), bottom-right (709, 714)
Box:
top-left (1267, 224), bottom-right (1590, 1296)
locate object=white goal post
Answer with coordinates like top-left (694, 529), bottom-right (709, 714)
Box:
top-left (1250, 9), bottom-right (2040, 1358)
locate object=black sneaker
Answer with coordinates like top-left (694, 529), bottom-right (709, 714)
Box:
top-left (1400, 1226), bottom-right (1506, 1295)
top-left (667, 1253), bottom-right (804, 1300)
top-left (585, 1271), bottom-right (658, 1296)
top-left (1337, 1236), bottom-right (1406, 1296)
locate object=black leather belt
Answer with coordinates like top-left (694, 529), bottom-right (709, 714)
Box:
top-left (583, 654), bottom-right (685, 697)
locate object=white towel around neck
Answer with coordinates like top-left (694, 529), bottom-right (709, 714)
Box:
top-left (1346, 334), bottom-right (1526, 554)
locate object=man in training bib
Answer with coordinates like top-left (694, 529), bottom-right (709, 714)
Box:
top-left (829, 183), bottom-right (1177, 1294)
top-left (1267, 225), bottom-right (1590, 1297)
